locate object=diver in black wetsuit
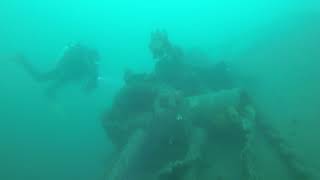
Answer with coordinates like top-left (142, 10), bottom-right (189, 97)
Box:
top-left (149, 30), bottom-right (233, 96)
top-left (14, 43), bottom-right (100, 97)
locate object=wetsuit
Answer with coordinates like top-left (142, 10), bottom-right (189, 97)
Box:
top-left (16, 43), bottom-right (100, 97)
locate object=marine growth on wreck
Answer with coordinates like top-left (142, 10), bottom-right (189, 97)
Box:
top-left (102, 31), bottom-right (318, 180)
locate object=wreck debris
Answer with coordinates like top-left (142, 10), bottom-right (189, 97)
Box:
top-left (102, 31), bottom-right (318, 180)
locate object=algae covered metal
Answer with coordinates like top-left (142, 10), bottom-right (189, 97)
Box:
top-left (102, 31), bottom-right (318, 180)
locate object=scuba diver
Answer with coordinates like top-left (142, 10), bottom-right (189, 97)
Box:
top-left (149, 30), bottom-right (183, 61)
top-left (14, 43), bottom-right (100, 97)
top-left (149, 30), bottom-right (233, 96)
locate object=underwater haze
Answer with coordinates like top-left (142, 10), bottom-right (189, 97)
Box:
top-left (1, 0), bottom-right (320, 179)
